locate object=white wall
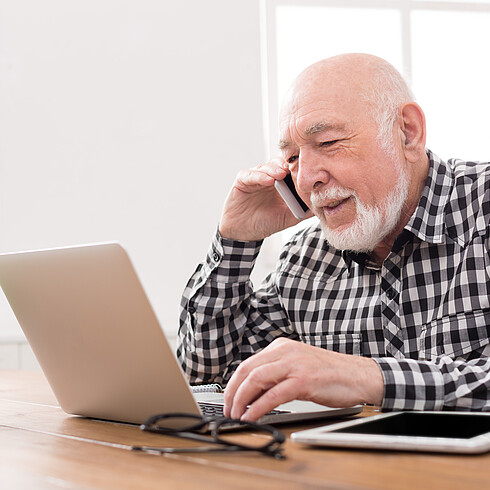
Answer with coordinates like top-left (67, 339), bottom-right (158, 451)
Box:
top-left (0, 0), bottom-right (266, 361)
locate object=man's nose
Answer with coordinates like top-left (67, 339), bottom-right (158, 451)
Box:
top-left (295, 149), bottom-right (330, 194)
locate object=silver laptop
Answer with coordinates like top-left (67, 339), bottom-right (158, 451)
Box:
top-left (0, 242), bottom-right (361, 425)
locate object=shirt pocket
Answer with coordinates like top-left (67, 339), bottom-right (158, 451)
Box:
top-left (299, 333), bottom-right (362, 356)
top-left (418, 309), bottom-right (490, 361)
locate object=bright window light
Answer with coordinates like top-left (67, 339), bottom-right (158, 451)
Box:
top-left (411, 10), bottom-right (490, 161)
top-left (276, 6), bottom-right (403, 108)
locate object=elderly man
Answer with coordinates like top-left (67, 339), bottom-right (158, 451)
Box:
top-left (177, 53), bottom-right (490, 421)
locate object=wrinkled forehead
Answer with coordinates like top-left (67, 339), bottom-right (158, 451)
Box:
top-left (278, 83), bottom-right (371, 145)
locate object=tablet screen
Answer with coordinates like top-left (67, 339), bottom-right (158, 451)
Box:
top-left (333, 412), bottom-right (490, 439)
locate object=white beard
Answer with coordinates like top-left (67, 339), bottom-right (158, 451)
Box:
top-left (311, 161), bottom-right (410, 253)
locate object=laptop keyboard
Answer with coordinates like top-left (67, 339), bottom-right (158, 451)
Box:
top-left (198, 402), bottom-right (288, 418)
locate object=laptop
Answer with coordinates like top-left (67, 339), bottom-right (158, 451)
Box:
top-left (0, 242), bottom-right (361, 425)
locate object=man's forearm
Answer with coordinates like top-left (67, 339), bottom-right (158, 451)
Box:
top-left (176, 230), bottom-right (294, 385)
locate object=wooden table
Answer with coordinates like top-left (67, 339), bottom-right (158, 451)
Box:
top-left (1, 370), bottom-right (488, 489)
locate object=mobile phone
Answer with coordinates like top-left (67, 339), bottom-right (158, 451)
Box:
top-left (274, 173), bottom-right (309, 220)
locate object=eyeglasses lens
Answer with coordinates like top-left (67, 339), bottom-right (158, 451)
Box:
top-left (149, 414), bottom-right (205, 432)
top-left (214, 421), bottom-right (279, 450)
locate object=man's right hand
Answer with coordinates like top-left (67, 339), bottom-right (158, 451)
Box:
top-left (219, 158), bottom-right (308, 241)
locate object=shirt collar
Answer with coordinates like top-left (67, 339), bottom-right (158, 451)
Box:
top-left (343, 149), bottom-right (453, 269)
top-left (404, 149), bottom-right (453, 245)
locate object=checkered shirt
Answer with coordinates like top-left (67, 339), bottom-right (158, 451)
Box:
top-left (177, 150), bottom-right (490, 411)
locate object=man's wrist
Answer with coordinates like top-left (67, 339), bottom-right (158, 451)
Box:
top-left (373, 357), bottom-right (445, 411)
top-left (204, 229), bottom-right (263, 284)
top-left (359, 357), bottom-right (384, 406)
top-left (217, 228), bottom-right (264, 247)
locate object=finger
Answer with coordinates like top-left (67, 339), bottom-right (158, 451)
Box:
top-left (257, 156), bottom-right (288, 169)
top-left (234, 168), bottom-right (276, 191)
top-left (223, 351), bottom-right (279, 416)
top-left (233, 169), bottom-right (288, 196)
top-left (223, 339), bottom-right (292, 417)
top-left (260, 158), bottom-right (290, 179)
top-left (223, 357), bottom-right (272, 417)
top-left (223, 358), bottom-right (257, 417)
top-left (241, 377), bottom-right (300, 422)
top-left (229, 359), bottom-right (289, 420)
top-left (244, 166), bottom-right (286, 185)
top-left (252, 158), bottom-right (289, 179)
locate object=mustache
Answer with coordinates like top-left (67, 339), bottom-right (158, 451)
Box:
top-left (310, 185), bottom-right (355, 207)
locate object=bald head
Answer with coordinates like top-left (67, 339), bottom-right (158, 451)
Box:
top-left (283, 54), bottom-right (413, 111)
top-left (281, 54), bottom-right (415, 155)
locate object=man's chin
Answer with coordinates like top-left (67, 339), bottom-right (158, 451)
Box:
top-left (319, 223), bottom-right (378, 253)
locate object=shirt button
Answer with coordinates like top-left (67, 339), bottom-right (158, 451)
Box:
top-left (212, 252), bottom-right (221, 262)
top-left (386, 288), bottom-right (396, 300)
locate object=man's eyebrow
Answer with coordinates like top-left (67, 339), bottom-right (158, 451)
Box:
top-left (278, 121), bottom-right (346, 150)
top-left (304, 121), bottom-right (346, 136)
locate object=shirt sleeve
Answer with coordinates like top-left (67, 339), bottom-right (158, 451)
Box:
top-left (374, 343), bottom-right (490, 411)
top-left (176, 230), bottom-right (298, 385)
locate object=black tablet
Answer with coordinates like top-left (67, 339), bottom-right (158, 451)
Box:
top-left (291, 411), bottom-right (490, 454)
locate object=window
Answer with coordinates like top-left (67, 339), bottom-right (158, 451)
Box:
top-left (262, 0), bottom-right (490, 163)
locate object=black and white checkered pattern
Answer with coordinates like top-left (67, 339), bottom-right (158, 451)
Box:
top-left (177, 150), bottom-right (490, 411)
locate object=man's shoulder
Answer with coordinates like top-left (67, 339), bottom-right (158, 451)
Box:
top-left (446, 157), bottom-right (490, 241)
top-left (450, 157), bottom-right (490, 184)
top-left (448, 157), bottom-right (490, 205)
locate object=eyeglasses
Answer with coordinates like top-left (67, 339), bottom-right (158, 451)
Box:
top-left (131, 413), bottom-right (286, 460)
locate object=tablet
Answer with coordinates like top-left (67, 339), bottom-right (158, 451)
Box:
top-left (291, 411), bottom-right (490, 454)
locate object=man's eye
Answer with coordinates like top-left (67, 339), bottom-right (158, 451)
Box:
top-left (287, 155), bottom-right (298, 164)
top-left (320, 140), bottom-right (339, 148)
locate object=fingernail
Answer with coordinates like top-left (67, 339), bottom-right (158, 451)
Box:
top-left (232, 408), bottom-right (244, 420)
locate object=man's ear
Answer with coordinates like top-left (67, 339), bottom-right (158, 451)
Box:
top-left (399, 102), bottom-right (426, 163)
